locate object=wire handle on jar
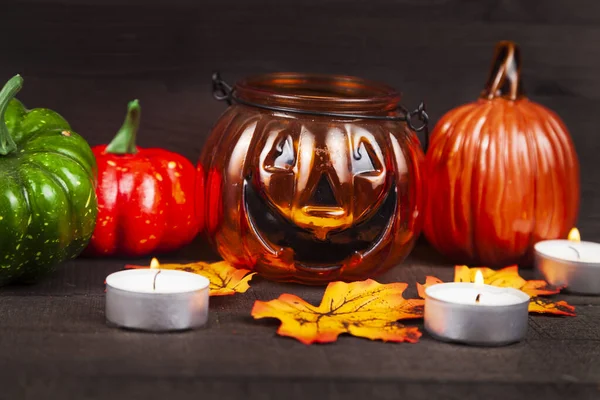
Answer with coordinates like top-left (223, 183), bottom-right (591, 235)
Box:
top-left (211, 72), bottom-right (429, 150)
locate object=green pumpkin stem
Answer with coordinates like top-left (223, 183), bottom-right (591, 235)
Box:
top-left (106, 99), bottom-right (141, 154)
top-left (0, 75), bottom-right (23, 156)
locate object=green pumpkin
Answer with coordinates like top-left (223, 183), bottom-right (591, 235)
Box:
top-left (0, 75), bottom-right (97, 285)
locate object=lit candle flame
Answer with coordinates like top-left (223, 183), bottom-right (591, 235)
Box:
top-left (474, 270), bottom-right (484, 285)
top-left (150, 257), bottom-right (160, 269)
top-left (568, 228), bottom-right (581, 242)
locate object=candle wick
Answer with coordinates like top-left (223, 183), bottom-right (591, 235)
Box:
top-left (568, 245), bottom-right (581, 260)
top-left (475, 293), bottom-right (481, 303)
top-left (153, 270), bottom-right (162, 291)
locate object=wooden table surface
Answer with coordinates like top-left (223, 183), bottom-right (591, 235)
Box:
top-left (2, 241), bottom-right (600, 399)
top-left (1, 1), bottom-right (600, 399)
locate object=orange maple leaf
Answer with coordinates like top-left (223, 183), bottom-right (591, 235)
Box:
top-left (418, 265), bottom-right (575, 317)
top-left (528, 297), bottom-right (576, 316)
top-left (251, 279), bottom-right (424, 345)
top-left (416, 276), bottom-right (443, 299)
top-left (125, 260), bottom-right (255, 296)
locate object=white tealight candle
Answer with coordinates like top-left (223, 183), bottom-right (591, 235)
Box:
top-left (429, 286), bottom-right (527, 306)
top-left (105, 267), bottom-right (210, 332)
top-left (534, 228), bottom-right (600, 295)
top-left (424, 274), bottom-right (530, 346)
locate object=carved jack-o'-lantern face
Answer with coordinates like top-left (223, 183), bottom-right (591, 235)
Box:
top-left (199, 72), bottom-right (425, 284)
top-left (258, 127), bottom-right (388, 238)
top-left (243, 123), bottom-right (399, 270)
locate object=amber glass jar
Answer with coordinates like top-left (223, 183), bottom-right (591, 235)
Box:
top-left (197, 72), bottom-right (427, 284)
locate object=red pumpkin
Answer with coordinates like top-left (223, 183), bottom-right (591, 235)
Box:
top-left (85, 100), bottom-right (200, 257)
top-left (423, 41), bottom-right (580, 266)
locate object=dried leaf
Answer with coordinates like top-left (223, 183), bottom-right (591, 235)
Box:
top-left (125, 260), bottom-right (255, 296)
top-left (251, 279), bottom-right (424, 345)
top-left (416, 276), bottom-right (443, 299)
top-left (419, 265), bottom-right (575, 316)
top-left (454, 265), bottom-right (562, 297)
top-left (528, 297), bottom-right (576, 316)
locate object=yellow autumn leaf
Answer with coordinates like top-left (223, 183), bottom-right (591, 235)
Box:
top-left (251, 279), bottom-right (424, 345)
top-left (125, 259), bottom-right (255, 296)
top-left (454, 265), bottom-right (563, 297)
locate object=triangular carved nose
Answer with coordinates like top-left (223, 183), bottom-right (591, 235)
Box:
top-left (309, 175), bottom-right (338, 207)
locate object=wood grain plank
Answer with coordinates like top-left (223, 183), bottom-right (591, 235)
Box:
top-left (2, 2), bottom-right (600, 101)
top-left (0, 76), bottom-right (593, 239)
top-left (0, 321), bottom-right (599, 381)
top-left (4, 376), bottom-right (599, 400)
top-left (9, 0), bottom-right (600, 26)
top-left (1, 277), bottom-right (598, 336)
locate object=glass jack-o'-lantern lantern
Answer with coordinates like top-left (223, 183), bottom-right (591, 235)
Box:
top-left (197, 72), bottom-right (428, 284)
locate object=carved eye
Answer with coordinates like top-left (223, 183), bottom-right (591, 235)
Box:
top-left (267, 136), bottom-right (295, 172)
top-left (352, 142), bottom-right (380, 175)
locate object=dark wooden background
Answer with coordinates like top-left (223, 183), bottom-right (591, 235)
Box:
top-left (3, 0), bottom-right (599, 239)
top-left (2, 1), bottom-right (600, 399)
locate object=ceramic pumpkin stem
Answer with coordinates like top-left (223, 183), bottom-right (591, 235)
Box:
top-left (106, 99), bottom-right (141, 154)
top-left (0, 75), bottom-right (23, 156)
top-left (481, 41), bottom-right (524, 100)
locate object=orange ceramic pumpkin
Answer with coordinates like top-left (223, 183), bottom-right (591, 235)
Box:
top-left (423, 41), bottom-right (580, 267)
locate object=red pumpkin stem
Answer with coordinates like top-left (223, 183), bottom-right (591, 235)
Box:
top-left (481, 41), bottom-right (524, 101)
top-left (106, 99), bottom-right (141, 155)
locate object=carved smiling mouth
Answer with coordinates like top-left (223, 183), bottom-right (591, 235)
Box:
top-left (243, 176), bottom-right (397, 269)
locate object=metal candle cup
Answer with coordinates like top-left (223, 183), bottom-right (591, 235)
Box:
top-left (534, 232), bottom-right (600, 295)
top-left (424, 282), bottom-right (530, 346)
top-left (105, 268), bottom-right (210, 332)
